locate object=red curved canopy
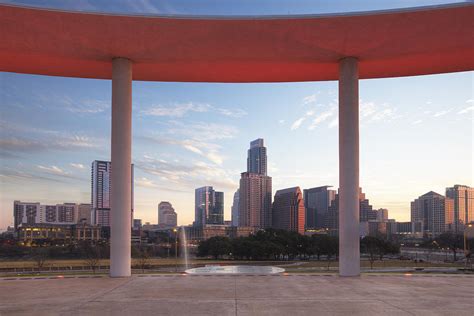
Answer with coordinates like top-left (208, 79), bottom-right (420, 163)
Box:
top-left (0, 3), bottom-right (473, 82)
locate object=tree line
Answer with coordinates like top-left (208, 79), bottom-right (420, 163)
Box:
top-left (197, 229), bottom-right (400, 263)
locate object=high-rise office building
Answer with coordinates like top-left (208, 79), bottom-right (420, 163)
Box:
top-left (14, 201), bottom-right (90, 229)
top-left (239, 139), bottom-right (272, 228)
top-left (91, 161), bottom-right (111, 226)
top-left (239, 172), bottom-right (272, 228)
top-left (158, 201), bottom-right (177, 227)
top-left (57, 203), bottom-right (77, 223)
top-left (411, 191), bottom-right (450, 237)
top-left (376, 208), bottom-right (389, 222)
top-left (212, 191), bottom-right (224, 224)
top-left (247, 138), bottom-right (267, 176)
top-left (446, 185), bottom-right (474, 232)
top-left (359, 190), bottom-right (377, 222)
top-left (13, 201), bottom-right (40, 230)
top-left (77, 203), bottom-right (92, 224)
top-left (231, 189), bottom-right (240, 227)
top-left (91, 160), bottom-right (134, 226)
top-left (303, 186), bottom-right (336, 229)
top-left (272, 187), bottom-right (305, 234)
top-left (43, 205), bottom-right (57, 223)
top-left (133, 219), bottom-right (142, 230)
top-left (325, 188), bottom-right (375, 229)
top-left (194, 186), bottom-right (224, 226)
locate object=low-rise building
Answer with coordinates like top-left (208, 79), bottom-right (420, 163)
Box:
top-left (17, 223), bottom-right (102, 245)
top-left (184, 225), bottom-right (258, 242)
top-left (14, 201), bottom-right (93, 229)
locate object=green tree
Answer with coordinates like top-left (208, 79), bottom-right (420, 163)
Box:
top-left (197, 236), bottom-right (232, 259)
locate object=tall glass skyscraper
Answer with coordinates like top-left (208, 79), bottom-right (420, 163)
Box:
top-left (247, 138), bottom-right (267, 175)
top-left (303, 186), bottom-right (336, 229)
top-left (91, 160), bottom-right (134, 227)
top-left (194, 186), bottom-right (224, 226)
top-left (231, 189), bottom-right (240, 227)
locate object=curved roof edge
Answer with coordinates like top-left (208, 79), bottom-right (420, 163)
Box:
top-left (0, 1), bottom-right (472, 20)
top-left (1, 3), bottom-right (473, 82)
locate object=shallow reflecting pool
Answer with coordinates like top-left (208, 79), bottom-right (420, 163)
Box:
top-left (185, 265), bottom-right (285, 275)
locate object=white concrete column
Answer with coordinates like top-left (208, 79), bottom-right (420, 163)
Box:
top-left (110, 58), bottom-right (132, 277)
top-left (338, 57), bottom-right (360, 277)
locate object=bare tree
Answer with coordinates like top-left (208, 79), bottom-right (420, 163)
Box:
top-left (33, 248), bottom-right (48, 272)
top-left (81, 241), bottom-right (102, 274)
top-left (137, 247), bottom-right (150, 273)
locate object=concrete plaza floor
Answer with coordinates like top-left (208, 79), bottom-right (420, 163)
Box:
top-left (1, 274), bottom-right (473, 315)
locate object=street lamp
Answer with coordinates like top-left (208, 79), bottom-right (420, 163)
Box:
top-left (464, 224), bottom-right (473, 267)
top-left (432, 240), bottom-right (440, 263)
top-left (173, 228), bottom-right (178, 272)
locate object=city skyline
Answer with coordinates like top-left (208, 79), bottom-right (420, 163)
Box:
top-left (0, 2), bottom-right (472, 232)
top-left (0, 70), bottom-right (472, 230)
top-left (0, 1), bottom-right (473, 313)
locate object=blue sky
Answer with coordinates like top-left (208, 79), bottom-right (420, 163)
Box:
top-left (0, 1), bottom-right (473, 230)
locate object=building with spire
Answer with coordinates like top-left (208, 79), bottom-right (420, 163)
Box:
top-left (247, 138), bottom-right (267, 175)
top-left (239, 139), bottom-right (272, 228)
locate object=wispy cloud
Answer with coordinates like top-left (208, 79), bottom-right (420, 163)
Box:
top-left (433, 109), bottom-right (451, 117)
top-left (136, 155), bottom-right (238, 191)
top-left (412, 119), bottom-right (423, 125)
top-left (0, 168), bottom-right (65, 183)
top-left (141, 102), bottom-right (247, 118)
top-left (458, 106), bottom-right (474, 114)
top-left (0, 120), bottom-right (105, 157)
top-left (291, 117), bottom-right (306, 130)
top-left (302, 94), bottom-right (317, 105)
top-left (0, 135), bottom-right (101, 155)
top-left (127, 0), bottom-right (161, 13)
top-left (35, 94), bottom-right (109, 114)
top-left (70, 163), bottom-right (85, 170)
top-left (37, 165), bottom-right (69, 176)
top-left (140, 135), bottom-right (225, 165)
top-left (216, 108), bottom-right (247, 118)
top-left (135, 177), bottom-right (158, 188)
top-left (168, 122), bottom-right (238, 141)
top-left (308, 109), bottom-right (335, 130)
top-left (141, 102), bottom-right (209, 117)
top-left (328, 118), bottom-right (338, 128)
top-left (291, 99), bottom-right (397, 131)
top-left (360, 101), bottom-right (398, 122)
top-left (0, 164), bottom-right (86, 185)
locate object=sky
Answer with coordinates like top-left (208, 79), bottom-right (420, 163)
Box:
top-left (0, 0), bottom-right (473, 230)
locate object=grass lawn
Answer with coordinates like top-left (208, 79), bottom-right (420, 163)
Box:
top-left (0, 257), bottom-right (466, 270)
